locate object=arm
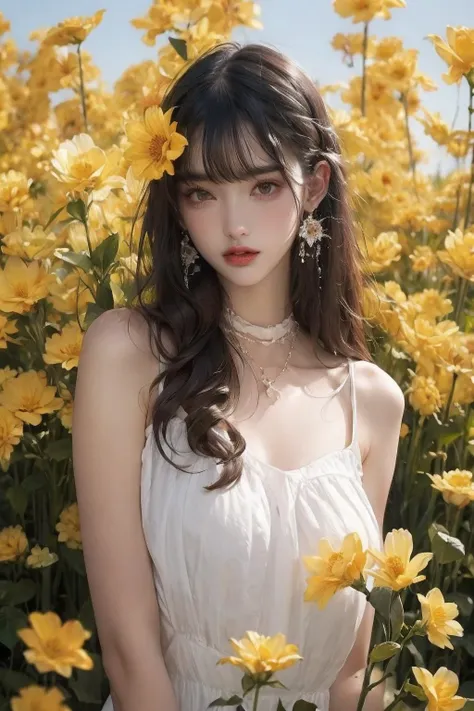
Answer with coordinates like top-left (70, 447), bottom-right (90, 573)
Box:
top-left (72, 308), bottom-right (179, 711)
top-left (329, 361), bottom-right (406, 711)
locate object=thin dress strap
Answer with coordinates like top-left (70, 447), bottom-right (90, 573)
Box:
top-left (347, 359), bottom-right (358, 452)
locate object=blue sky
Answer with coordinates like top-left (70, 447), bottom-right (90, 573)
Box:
top-left (3, 0), bottom-right (473, 173)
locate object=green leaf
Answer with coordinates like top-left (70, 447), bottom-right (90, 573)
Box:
top-left (429, 523), bottom-right (465, 564)
top-left (53, 248), bottom-right (93, 272)
top-left (45, 437), bottom-right (72, 461)
top-left (68, 652), bottom-right (103, 703)
top-left (242, 673), bottom-right (256, 696)
top-left (462, 634), bottom-right (474, 657)
top-left (438, 431), bottom-right (463, 447)
top-left (44, 205), bottom-right (66, 230)
top-left (0, 579), bottom-right (37, 606)
top-left (208, 696), bottom-right (243, 707)
top-left (91, 233), bottom-right (119, 272)
top-left (6, 485), bottom-right (28, 517)
top-left (96, 279), bottom-right (114, 310)
top-left (277, 701), bottom-right (287, 711)
top-left (267, 680), bottom-right (289, 690)
top-left (292, 702), bottom-right (318, 711)
top-left (60, 546), bottom-right (86, 576)
top-left (67, 198), bottom-right (87, 223)
top-left (168, 36), bottom-right (187, 60)
top-left (0, 668), bottom-right (35, 693)
top-left (21, 471), bottom-right (47, 494)
top-left (369, 641), bottom-right (401, 662)
top-left (0, 607), bottom-right (28, 651)
top-left (78, 598), bottom-right (96, 637)
top-left (368, 586), bottom-right (392, 622)
top-left (444, 592), bottom-right (474, 617)
top-left (404, 681), bottom-right (427, 702)
top-left (389, 593), bottom-right (404, 641)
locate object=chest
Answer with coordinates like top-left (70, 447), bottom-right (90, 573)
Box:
top-left (224, 371), bottom-right (355, 472)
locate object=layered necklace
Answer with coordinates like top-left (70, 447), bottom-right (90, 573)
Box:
top-left (222, 306), bottom-right (299, 401)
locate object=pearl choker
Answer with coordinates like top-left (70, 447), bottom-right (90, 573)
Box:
top-left (222, 307), bottom-right (298, 346)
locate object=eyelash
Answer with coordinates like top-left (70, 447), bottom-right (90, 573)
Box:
top-left (182, 180), bottom-right (281, 203)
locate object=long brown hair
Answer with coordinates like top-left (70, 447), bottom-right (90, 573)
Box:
top-left (133, 41), bottom-right (373, 491)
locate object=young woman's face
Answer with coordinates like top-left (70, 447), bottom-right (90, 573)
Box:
top-left (176, 130), bottom-right (328, 290)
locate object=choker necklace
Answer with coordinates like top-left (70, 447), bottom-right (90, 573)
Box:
top-left (222, 307), bottom-right (297, 346)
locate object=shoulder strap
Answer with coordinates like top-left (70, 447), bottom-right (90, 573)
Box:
top-left (348, 359), bottom-right (358, 451)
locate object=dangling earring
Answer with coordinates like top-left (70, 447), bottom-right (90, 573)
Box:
top-left (298, 213), bottom-right (330, 287)
top-left (180, 229), bottom-right (200, 289)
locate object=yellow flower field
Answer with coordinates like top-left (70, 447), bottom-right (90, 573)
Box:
top-left (0, 1), bottom-right (473, 709)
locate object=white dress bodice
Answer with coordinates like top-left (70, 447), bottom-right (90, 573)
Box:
top-left (101, 358), bottom-right (382, 711)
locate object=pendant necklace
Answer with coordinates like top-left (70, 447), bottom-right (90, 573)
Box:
top-left (222, 307), bottom-right (299, 401)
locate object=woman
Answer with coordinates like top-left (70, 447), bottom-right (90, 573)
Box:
top-left (72, 41), bottom-right (405, 711)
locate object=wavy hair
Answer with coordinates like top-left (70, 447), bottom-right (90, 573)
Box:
top-left (133, 41), bottom-right (373, 491)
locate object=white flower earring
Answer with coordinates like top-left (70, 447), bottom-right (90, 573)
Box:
top-left (298, 213), bottom-right (330, 287)
top-left (180, 229), bottom-right (200, 289)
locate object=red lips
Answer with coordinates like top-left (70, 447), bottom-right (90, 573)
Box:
top-left (223, 246), bottom-right (260, 256)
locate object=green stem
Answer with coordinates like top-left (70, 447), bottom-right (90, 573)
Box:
top-left (77, 43), bottom-right (89, 133)
top-left (401, 92), bottom-right (419, 199)
top-left (361, 22), bottom-right (369, 116)
top-left (384, 691), bottom-right (409, 711)
top-left (463, 85), bottom-right (473, 229)
top-left (453, 279), bottom-right (468, 326)
top-left (252, 684), bottom-right (261, 711)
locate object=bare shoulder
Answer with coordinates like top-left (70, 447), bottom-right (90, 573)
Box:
top-left (353, 358), bottom-right (406, 420)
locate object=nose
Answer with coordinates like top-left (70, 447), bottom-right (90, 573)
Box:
top-left (227, 225), bottom-right (249, 241)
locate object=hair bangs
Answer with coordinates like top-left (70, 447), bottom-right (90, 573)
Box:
top-left (175, 100), bottom-right (296, 187)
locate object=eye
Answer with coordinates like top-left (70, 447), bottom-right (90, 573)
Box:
top-left (255, 181), bottom-right (280, 196)
top-left (183, 186), bottom-right (210, 202)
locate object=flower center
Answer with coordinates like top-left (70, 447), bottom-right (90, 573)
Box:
top-left (432, 606), bottom-right (447, 626)
top-left (44, 639), bottom-right (64, 659)
top-left (328, 552), bottom-right (345, 576)
top-left (386, 555), bottom-right (405, 577)
top-left (149, 135), bottom-right (165, 162)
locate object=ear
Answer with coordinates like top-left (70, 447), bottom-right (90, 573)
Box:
top-left (302, 160), bottom-right (331, 213)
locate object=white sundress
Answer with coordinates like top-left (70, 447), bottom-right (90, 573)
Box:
top-left (101, 358), bottom-right (382, 711)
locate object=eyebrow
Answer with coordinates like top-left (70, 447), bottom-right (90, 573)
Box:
top-left (175, 162), bottom-right (282, 183)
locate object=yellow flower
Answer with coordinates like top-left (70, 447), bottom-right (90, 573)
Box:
top-left (400, 423), bottom-right (410, 438)
top-left (42, 9), bottom-right (106, 47)
top-left (366, 528), bottom-right (433, 591)
top-left (26, 545), bottom-right (59, 569)
top-left (51, 134), bottom-right (124, 198)
top-left (409, 290), bottom-right (453, 322)
top-left (0, 256), bottom-right (55, 314)
top-left (363, 231), bottom-right (402, 273)
top-left (43, 322), bottom-right (84, 371)
top-left (17, 611), bottom-right (93, 678)
top-left (438, 227), bottom-right (474, 282)
top-left (427, 26), bottom-right (474, 85)
top-left (0, 524), bottom-right (28, 562)
top-left (0, 406), bottom-right (24, 467)
top-left (302, 532), bottom-right (368, 609)
top-left (131, 3), bottom-right (178, 46)
top-left (409, 245), bottom-right (438, 272)
top-left (11, 684), bottom-right (72, 711)
top-left (427, 469), bottom-right (474, 509)
top-left (0, 370), bottom-right (63, 427)
top-left (56, 503), bottom-right (82, 550)
top-left (2, 225), bottom-right (58, 261)
top-left (411, 666), bottom-right (466, 711)
top-left (217, 631), bottom-right (302, 677)
top-left (406, 373), bottom-right (442, 416)
top-left (333, 0), bottom-right (382, 23)
top-left (418, 109), bottom-right (451, 146)
top-left (416, 588), bottom-right (463, 650)
top-left (331, 32), bottom-right (375, 57)
top-left (124, 105), bottom-right (189, 181)
top-left (374, 36), bottom-right (403, 60)
top-left (0, 170), bottom-right (33, 214)
top-left (0, 315), bottom-right (19, 349)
